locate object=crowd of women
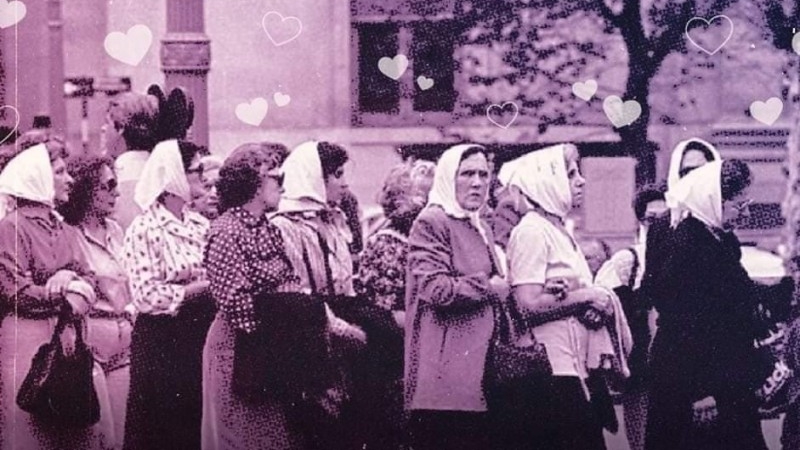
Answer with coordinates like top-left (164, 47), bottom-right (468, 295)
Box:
top-left (0, 86), bottom-right (794, 450)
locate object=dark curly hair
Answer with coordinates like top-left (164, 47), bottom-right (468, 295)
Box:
top-left (720, 159), bottom-right (752, 201)
top-left (57, 155), bottom-right (114, 225)
top-left (317, 141), bottom-right (349, 180)
top-left (177, 140), bottom-right (206, 171)
top-left (633, 181), bottom-right (667, 222)
top-left (216, 143), bottom-right (280, 213)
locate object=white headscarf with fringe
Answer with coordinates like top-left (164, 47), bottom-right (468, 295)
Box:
top-left (0, 144), bottom-right (55, 220)
top-left (134, 139), bottom-right (191, 211)
top-left (667, 137), bottom-right (721, 190)
top-left (278, 141), bottom-right (328, 213)
top-left (499, 144), bottom-right (572, 220)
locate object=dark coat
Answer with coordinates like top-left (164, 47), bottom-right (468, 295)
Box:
top-left (645, 217), bottom-right (767, 450)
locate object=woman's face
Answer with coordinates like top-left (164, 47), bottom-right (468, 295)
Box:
top-left (192, 168), bottom-right (219, 219)
top-left (324, 165), bottom-right (348, 206)
top-left (100, 114), bottom-right (125, 159)
top-left (51, 157), bottom-right (74, 205)
top-left (679, 149), bottom-right (710, 177)
top-left (565, 146), bottom-right (585, 208)
top-left (454, 152), bottom-right (490, 212)
top-left (89, 165), bottom-right (120, 219)
top-left (722, 188), bottom-right (752, 230)
top-left (260, 166), bottom-right (285, 212)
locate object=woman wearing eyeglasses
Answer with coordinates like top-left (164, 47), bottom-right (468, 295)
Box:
top-left (645, 159), bottom-right (766, 450)
top-left (58, 155), bottom-right (133, 450)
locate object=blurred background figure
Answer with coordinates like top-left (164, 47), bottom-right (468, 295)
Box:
top-left (578, 237), bottom-right (612, 277)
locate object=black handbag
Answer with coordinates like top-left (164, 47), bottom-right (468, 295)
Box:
top-left (484, 300), bottom-right (552, 410)
top-left (16, 313), bottom-right (100, 428)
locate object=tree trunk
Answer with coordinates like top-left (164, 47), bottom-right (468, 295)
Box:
top-left (618, 55), bottom-right (657, 186)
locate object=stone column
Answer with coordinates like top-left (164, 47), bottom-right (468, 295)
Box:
top-left (47, 0), bottom-right (67, 133)
top-left (160, 0), bottom-right (210, 148)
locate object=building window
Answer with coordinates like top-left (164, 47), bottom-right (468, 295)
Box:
top-left (356, 22), bottom-right (400, 114)
top-left (411, 21), bottom-right (456, 113)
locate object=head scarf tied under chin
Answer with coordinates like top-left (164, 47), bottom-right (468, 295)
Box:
top-left (427, 143), bottom-right (489, 242)
top-left (0, 144), bottom-right (55, 220)
top-left (134, 139), bottom-right (190, 211)
top-left (278, 141), bottom-right (328, 213)
top-left (499, 144), bottom-right (572, 220)
top-left (667, 137), bottom-right (721, 190)
top-left (665, 160), bottom-right (723, 229)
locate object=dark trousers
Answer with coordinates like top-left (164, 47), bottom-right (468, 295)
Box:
top-left (491, 376), bottom-right (607, 450)
top-left (123, 298), bottom-right (215, 450)
top-left (408, 410), bottom-right (490, 450)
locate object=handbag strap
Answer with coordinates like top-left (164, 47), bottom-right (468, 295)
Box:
top-left (51, 308), bottom-right (86, 348)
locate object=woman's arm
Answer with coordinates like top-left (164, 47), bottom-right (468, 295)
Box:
top-left (514, 283), bottom-right (608, 326)
top-left (408, 212), bottom-right (493, 311)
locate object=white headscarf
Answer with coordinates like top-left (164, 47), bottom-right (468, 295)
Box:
top-left (665, 160), bottom-right (723, 229)
top-left (667, 138), bottom-right (721, 190)
top-left (427, 143), bottom-right (489, 241)
top-left (0, 144), bottom-right (55, 219)
top-left (278, 141), bottom-right (328, 213)
top-left (134, 139), bottom-right (191, 211)
top-left (500, 144), bottom-right (572, 220)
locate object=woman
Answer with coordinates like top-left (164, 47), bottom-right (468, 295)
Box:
top-left (504, 144), bottom-right (624, 450)
top-left (103, 91), bottom-right (160, 230)
top-left (270, 140), bottom-right (367, 449)
top-left (404, 144), bottom-right (510, 450)
top-left (0, 141), bottom-right (110, 449)
top-left (645, 159), bottom-right (766, 450)
top-left (666, 138), bottom-right (720, 190)
top-left (353, 160), bottom-right (433, 449)
top-left (58, 155), bottom-right (133, 450)
top-left (189, 154), bottom-right (223, 220)
top-left (121, 139), bottom-right (212, 450)
top-left (202, 144), bottom-right (299, 449)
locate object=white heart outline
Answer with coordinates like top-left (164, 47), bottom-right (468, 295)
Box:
top-left (261, 11), bottom-right (303, 47)
top-left (0, 105), bottom-right (20, 146)
top-left (486, 102), bottom-right (519, 129)
top-left (685, 15), bottom-right (734, 56)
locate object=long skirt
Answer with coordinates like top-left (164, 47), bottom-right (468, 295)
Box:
top-left (201, 314), bottom-right (300, 450)
top-left (0, 315), bottom-right (112, 450)
top-left (123, 298), bottom-right (215, 450)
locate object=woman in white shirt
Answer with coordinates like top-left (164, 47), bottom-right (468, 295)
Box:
top-left (503, 144), bottom-right (616, 450)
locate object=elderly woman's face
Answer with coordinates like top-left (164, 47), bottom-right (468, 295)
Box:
top-left (52, 157), bottom-right (74, 205)
top-left (454, 152), bottom-right (490, 212)
top-left (89, 165), bottom-right (120, 219)
top-left (565, 146), bottom-right (585, 208)
top-left (191, 168), bottom-right (219, 219)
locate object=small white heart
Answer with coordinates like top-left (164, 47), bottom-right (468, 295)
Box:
top-left (793, 32), bottom-right (800, 55)
top-left (416, 76), bottom-right (434, 91)
top-left (262, 11), bottom-right (303, 47)
top-left (235, 98), bottom-right (269, 126)
top-left (104, 24), bottom-right (153, 66)
top-left (378, 55), bottom-right (409, 80)
top-left (0, 0), bottom-right (25, 28)
top-left (273, 92), bottom-right (291, 107)
top-left (486, 102), bottom-right (519, 129)
top-left (749, 97), bottom-right (783, 126)
top-left (572, 80), bottom-right (598, 101)
top-left (603, 96), bottom-right (642, 128)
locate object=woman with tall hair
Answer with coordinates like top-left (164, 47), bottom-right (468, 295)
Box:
top-left (58, 155), bottom-right (133, 450)
top-left (0, 141), bottom-right (111, 449)
top-left (404, 144), bottom-right (510, 450)
top-left (645, 159), bottom-right (767, 450)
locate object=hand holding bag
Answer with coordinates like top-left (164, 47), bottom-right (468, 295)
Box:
top-left (16, 312), bottom-right (100, 428)
top-left (483, 299), bottom-right (552, 410)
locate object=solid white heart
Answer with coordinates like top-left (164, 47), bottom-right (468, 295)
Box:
top-left (236, 98), bottom-right (269, 126)
top-left (0, 105), bottom-right (20, 146)
top-left (749, 97), bottom-right (783, 126)
top-left (262, 11), bottom-right (302, 47)
top-left (603, 96), bottom-right (642, 128)
top-left (793, 32), bottom-right (800, 55)
top-left (0, 0), bottom-right (25, 28)
top-left (685, 15), bottom-right (734, 56)
top-left (104, 25), bottom-right (153, 66)
top-left (572, 80), bottom-right (598, 101)
top-left (417, 76), bottom-right (434, 91)
top-left (378, 55), bottom-right (409, 81)
top-left (486, 102), bottom-right (519, 129)
top-left (273, 92), bottom-right (291, 107)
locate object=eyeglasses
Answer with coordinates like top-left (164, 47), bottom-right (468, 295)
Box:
top-left (266, 170), bottom-right (285, 187)
top-left (97, 178), bottom-right (118, 193)
top-left (732, 198), bottom-right (754, 212)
